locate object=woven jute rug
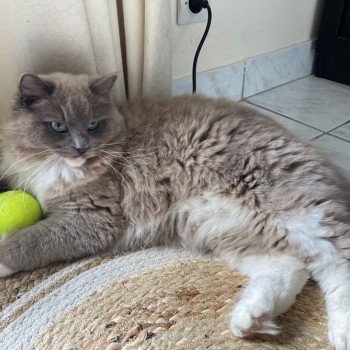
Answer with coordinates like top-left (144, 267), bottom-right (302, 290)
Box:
top-left (0, 248), bottom-right (330, 350)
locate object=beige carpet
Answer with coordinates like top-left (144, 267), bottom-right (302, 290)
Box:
top-left (0, 248), bottom-right (330, 350)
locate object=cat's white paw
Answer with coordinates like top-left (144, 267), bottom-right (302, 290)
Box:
top-left (329, 330), bottom-right (349, 350)
top-left (0, 263), bottom-right (14, 278)
top-left (230, 297), bottom-right (280, 337)
top-left (328, 314), bottom-right (350, 350)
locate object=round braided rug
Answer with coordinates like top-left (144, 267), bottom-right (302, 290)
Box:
top-left (0, 249), bottom-right (330, 350)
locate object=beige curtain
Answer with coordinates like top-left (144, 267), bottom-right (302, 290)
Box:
top-left (0, 0), bottom-right (172, 119)
top-left (122, 0), bottom-right (172, 99)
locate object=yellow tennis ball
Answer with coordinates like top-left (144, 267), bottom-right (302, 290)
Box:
top-left (0, 190), bottom-right (41, 238)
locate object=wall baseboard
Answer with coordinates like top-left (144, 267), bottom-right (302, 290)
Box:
top-left (172, 40), bottom-right (316, 100)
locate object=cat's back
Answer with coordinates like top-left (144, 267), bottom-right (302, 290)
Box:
top-left (118, 95), bottom-right (316, 163)
top-left (119, 95), bottom-right (348, 209)
top-left (118, 95), bottom-right (293, 148)
top-left (119, 95), bottom-right (270, 129)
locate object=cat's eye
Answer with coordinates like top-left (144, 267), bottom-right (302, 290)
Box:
top-left (51, 121), bottom-right (67, 133)
top-left (88, 121), bottom-right (100, 131)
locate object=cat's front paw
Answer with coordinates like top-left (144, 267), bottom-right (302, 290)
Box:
top-left (230, 298), bottom-right (280, 337)
top-left (0, 263), bottom-right (14, 278)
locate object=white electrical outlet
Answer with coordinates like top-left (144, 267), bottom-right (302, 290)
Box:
top-left (177, 0), bottom-right (207, 25)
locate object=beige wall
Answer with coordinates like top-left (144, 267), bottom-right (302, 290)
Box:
top-left (171, 0), bottom-right (325, 79)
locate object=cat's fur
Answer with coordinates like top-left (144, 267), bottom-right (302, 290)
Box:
top-left (1, 73), bottom-right (350, 349)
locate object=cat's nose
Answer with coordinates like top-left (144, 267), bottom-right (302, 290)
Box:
top-left (72, 135), bottom-right (89, 155)
top-left (73, 146), bottom-right (89, 155)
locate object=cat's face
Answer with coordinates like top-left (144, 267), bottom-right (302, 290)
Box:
top-left (9, 72), bottom-right (125, 168)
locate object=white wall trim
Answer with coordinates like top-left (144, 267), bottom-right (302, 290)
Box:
top-left (172, 40), bottom-right (316, 100)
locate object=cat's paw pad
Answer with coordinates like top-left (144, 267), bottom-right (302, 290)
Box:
top-left (230, 301), bottom-right (280, 337)
top-left (0, 263), bottom-right (14, 278)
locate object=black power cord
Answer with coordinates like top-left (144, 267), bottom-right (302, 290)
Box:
top-left (189, 0), bottom-right (212, 94)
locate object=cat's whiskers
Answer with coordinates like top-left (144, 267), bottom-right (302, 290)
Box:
top-left (6, 162), bottom-right (43, 177)
top-left (100, 148), bottom-right (157, 177)
top-left (97, 140), bottom-right (155, 153)
top-left (99, 156), bottom-right (133, 193)
top-left (0, 148), bottom-right (59, 155)
top-left (108, 156), bottom-right (159, 180)
top-left (26, 157), bottom-right (62, 197)
top-left (99, 148), bottom-right (153, 155)
top-left (0, 156), bottom-right (56, 214)
top-left (100, 148), bottom-right (155, 162)
top-left (22, 155), bottom-right (57, 196)
top-left (0, 149), bottom-right (55, 183)
top-left (98, 141), bottom-right (126, 147)
top-left (101, 150), bottom-right (138, 180)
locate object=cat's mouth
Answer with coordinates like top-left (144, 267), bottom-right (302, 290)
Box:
top-left (64, 156), bottom-right (87, 168)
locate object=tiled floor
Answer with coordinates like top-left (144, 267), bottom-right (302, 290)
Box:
top-left (243, 75), bottom-right (350, 180)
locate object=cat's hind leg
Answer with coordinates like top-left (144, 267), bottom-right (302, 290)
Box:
top-left (307, 251), bottom-right (350, 350)
top-left (226, 254), bottom-right (309, 337)
top-left (281, 208), bottom-right (350, 350)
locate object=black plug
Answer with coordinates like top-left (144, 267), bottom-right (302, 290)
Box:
top-left (189, 0), bottom-right (209, 14)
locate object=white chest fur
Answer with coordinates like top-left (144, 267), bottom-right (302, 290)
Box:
top-left (5, 158), bottom-right (85, 210)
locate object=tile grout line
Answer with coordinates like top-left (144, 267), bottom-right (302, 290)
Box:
top-left (244, 102), bottom-right (350, 144)
top-left (310, 133), bottom-right (326, 141)
top-left (245, 101), bottom-right (350, 144)
top-left (324, 133), bottom-right (350, 144)
top-left (240, 62), bottom-right (247, 101)
top-left (244, 100), bottom-right (325, 133)
top-left (243, 74), bottom-right (313, 99)
top-left (326, 120), bottom-right (350, 133)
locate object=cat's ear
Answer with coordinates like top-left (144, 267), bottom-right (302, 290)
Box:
top-left (19, 74), bottom-right (54, 102)
top-left (89, 73), bottom-right (117, 97)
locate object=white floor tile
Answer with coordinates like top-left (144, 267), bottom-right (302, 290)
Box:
top-left (242, 102), bottom-right (322, 140)
top-left (247, 76), bottom-right (350, 132)
top-left (330, 122), bottom-right (350, 142)
top-left (312, 135), bottom-right (350, 180)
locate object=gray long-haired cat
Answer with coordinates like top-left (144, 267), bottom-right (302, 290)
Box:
top-left (0, 73), bottom-right (350, 349)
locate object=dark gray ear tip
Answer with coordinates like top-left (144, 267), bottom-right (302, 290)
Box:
top-left (89, 73), bottom-right (118, 96)
top-left (19, 73), bottom-right (35, 88)
top-left (20, 73), bottom-right (35, 78)
top-left (103, 73), bottom-right (118, 86)
top-left (18, 73), bottom-right (54, 99)
top-left (19, 73), bottom-right (43, 90)
top-left (108, 73), bottom-right (118, 80)
top-left (19, 73), bottom-right (39, 83)
top-left (100, 73), bottom-right (118, 84)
